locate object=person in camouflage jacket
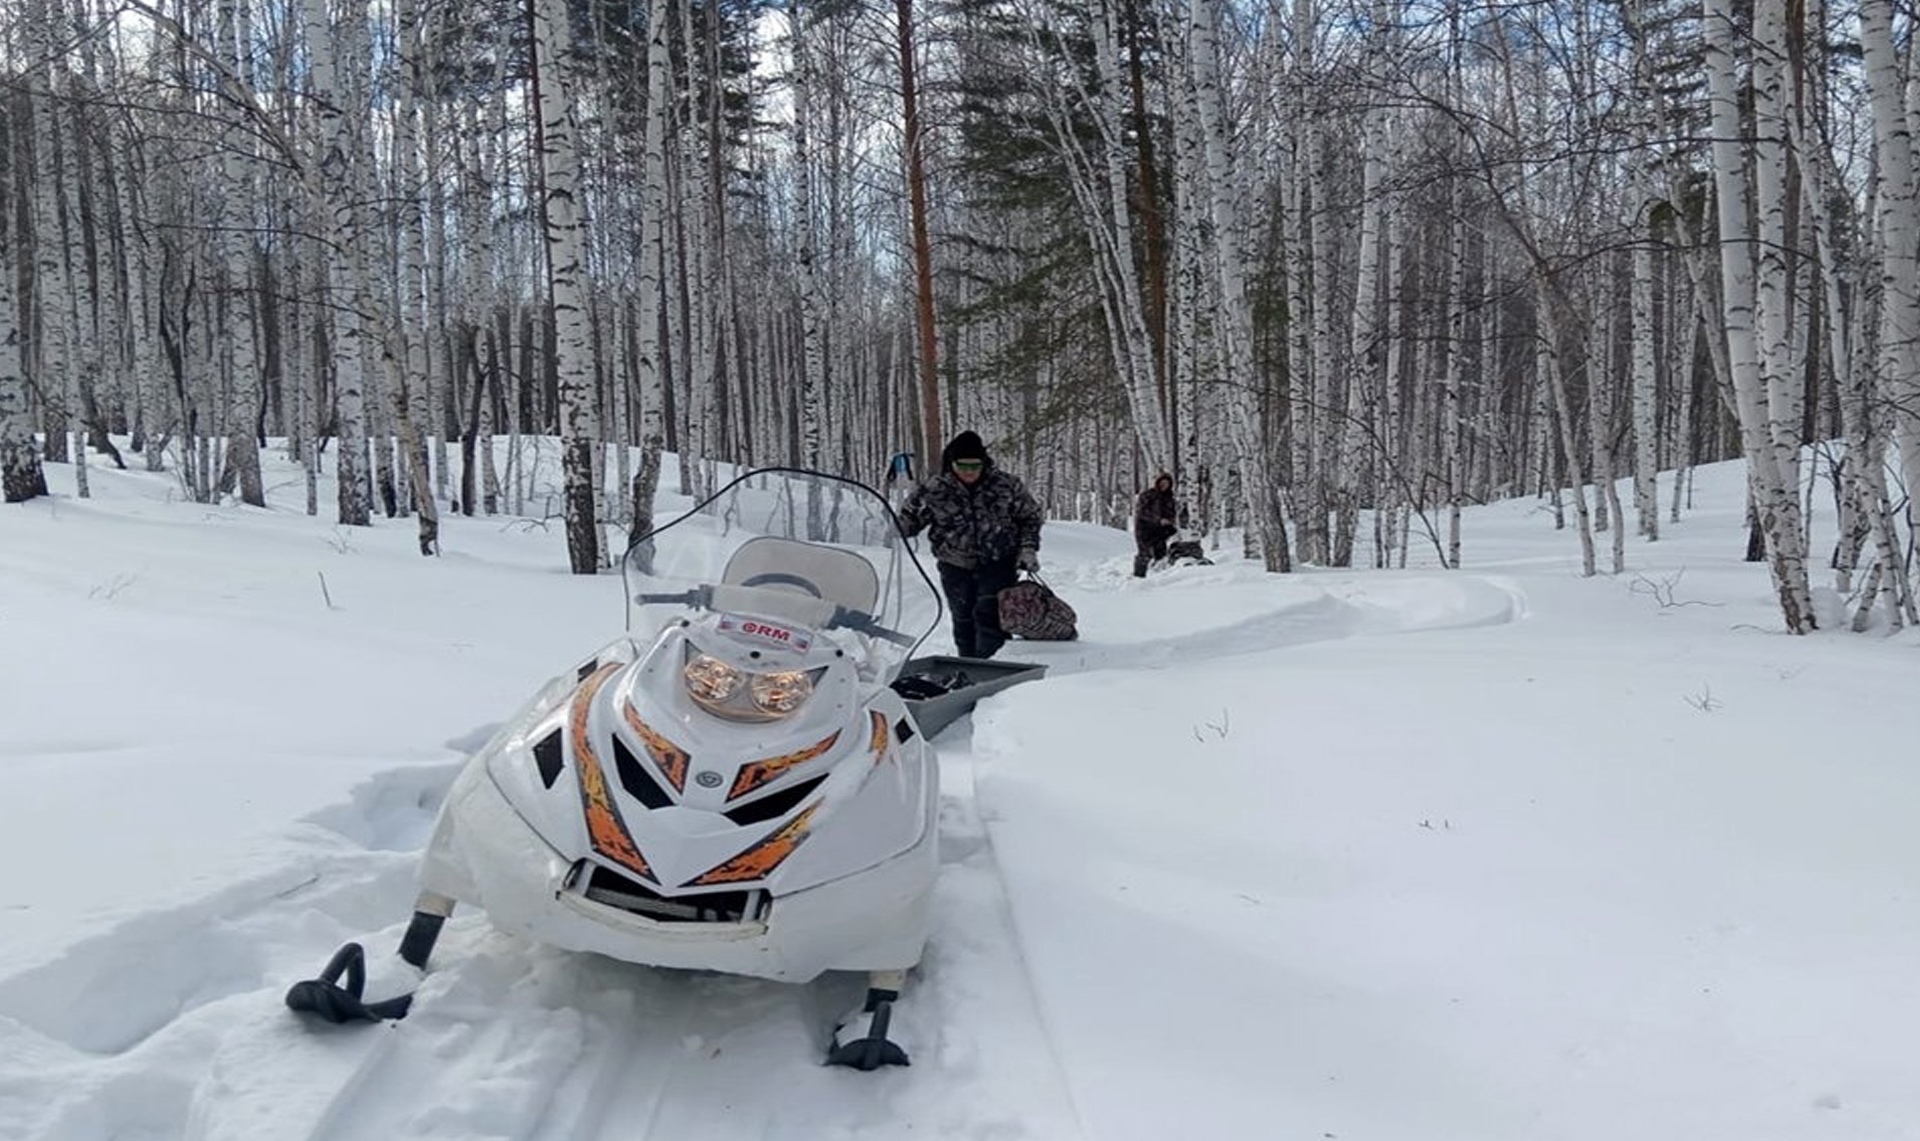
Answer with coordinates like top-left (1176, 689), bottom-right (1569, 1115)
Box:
top-left (897, 430), bottom-right (1044, 659)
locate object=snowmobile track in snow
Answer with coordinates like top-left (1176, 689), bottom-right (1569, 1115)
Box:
top-left (0, 765), bottom-right (449, 1141)
top-left (198, 738), bottom-right (1088, 1141)
top-left (11, 575), bottom-right (1520, 1141)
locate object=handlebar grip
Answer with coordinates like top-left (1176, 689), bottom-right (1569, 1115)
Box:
top-left (832, 606), bottom-right (918, 648)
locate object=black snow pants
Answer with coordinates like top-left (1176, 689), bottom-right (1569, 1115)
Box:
top-left (938, 557), bottom-right (1018, 659)
top-left (1133, 525), bottom-right (1172, 577)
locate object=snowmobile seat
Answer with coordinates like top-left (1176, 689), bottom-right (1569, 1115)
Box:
top-left (1165, 537), bottom-right (1211, 566)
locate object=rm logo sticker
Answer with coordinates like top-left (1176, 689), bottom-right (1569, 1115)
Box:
top-left (718, 613), bottom-right (813, 653)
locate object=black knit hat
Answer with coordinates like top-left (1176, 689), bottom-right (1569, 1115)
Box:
top-left (942, 431), bottom-right (990, 467)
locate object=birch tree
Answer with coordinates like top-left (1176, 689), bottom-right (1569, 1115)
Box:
top-left (629, 0), bottom-right (672, 552)
top-left (1859, 0), bottom-right (1920, 613)
top-left (216, 0), bottom-right (265, 507)
top-left (1334, 12), bottom-right (1391, 568)
top-left (28, 0), bottom-right (78, 485)
top-left (1631, 208), bottom-right (1660, 541)
top-left (1186, 0), bottom-right (1288, 570)
top-left (532, 0), bottom-right (600, 573)
top-left (1705, 0), bottom-right (1815, 631)
top-left (1, 178), bottom-right (48, 501)
top-left (300, 0), bottom-right (371, 525)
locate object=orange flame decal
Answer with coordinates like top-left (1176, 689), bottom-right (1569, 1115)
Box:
top-left (687, 804), bottom-right (820, 887)
top-left (869, 710), bottom-right (892, 764)
top-left (728, 731), bottom-right (841, 800)
top-left (572, 664), bottom-right (654, 882)
top-left (622, 701), bottom-right (692, 793)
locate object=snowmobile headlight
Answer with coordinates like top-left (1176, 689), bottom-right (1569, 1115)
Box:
top-left (684, 655), bottom-right (743, 705)
top-left (750, 670), bottom-right (814, 715)
top-left (683, 646), bottom-right (825, 722)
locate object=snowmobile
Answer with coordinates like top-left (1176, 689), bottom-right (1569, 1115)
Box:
top-left (1159, 529), bottom-right (1213, 569)
top-left (286, 468), bottom-right (958, 1069)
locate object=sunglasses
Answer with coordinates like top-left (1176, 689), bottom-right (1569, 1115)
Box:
top-left (952, 460), bottom-right (984, 471)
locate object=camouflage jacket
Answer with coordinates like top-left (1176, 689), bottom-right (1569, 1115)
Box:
top-left (897, 467), bottom-right (1043, 570)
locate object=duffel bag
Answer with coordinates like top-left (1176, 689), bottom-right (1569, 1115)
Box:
top-left (998, 574), bottom-right (1079, 641)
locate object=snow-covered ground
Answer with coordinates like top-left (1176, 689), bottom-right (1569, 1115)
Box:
top-left (2, 446), bottom-right (1915, 1141)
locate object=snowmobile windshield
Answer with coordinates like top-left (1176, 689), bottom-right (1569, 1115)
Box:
top-left (622, 468), bottom-right (942, 682)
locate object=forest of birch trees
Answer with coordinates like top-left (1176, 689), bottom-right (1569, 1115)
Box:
top-left (2, 0), bottom-right (1918, 633)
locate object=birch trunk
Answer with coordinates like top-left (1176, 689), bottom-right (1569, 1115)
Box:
top-left (1, 212), bottom-right (48, 501)
top-left (392, 0), bottom-right (439, 552)
top-left (423, 22), bottom-right (451, 509)
top-left (1305, 98), bottom-right (1341, 563)
top-left (1631, 225), bottom-right (1659, 540)
top-left (127, 200), bottom-right (169, 473)
top-left (29, 0), bottom-right (77, 480)
top-left (1335, 64), bottom-right (1389, 567)
top-left (1285, 0), bottom-right (1323, 563)
top-left (1379, 171), bottom-right (1409, 570)
top-left (1670, 304), bottom-right (1697, 524)
top-left (1539, 293), bottom-right (1597, 574)
top-left (1591, 299), bottom-right (1626, 571)
top-left (1707, 0), bottom-right (1816, 630)
top-left (1187, 0), bottom-right (1287, 570)
top-left (1751, 0), bottom-right (1809, 569)
top-left (629, 0), bottom-right (671, 553)
top-left (1859, 0), bottom-right (1920, 607)
top-left (795, 0), bottom-right (827, 470)
top-left (217, 0), bottom-right (264, 506)
top-left (676, 0), bottom-right (716, 497)
top-left (301, 0), bottom-right (370, 525)
top-left (533, 0), bottom-right (600, 572)
top-left (1443, 175), bottom-right (1468, 567)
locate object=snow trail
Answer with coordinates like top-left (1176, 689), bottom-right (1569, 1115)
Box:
top-left (175, 734), bottom-right (1088, 1141)
top-left (0, 792), bottom-right (432, 1141)
top-left (2, 552), bottom-right (1518, 1141)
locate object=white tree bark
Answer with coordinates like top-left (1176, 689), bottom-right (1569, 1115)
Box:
top-left (300, 0), bottom-right (370, 525)
top-left (1538, 293), bottom-right (1596, 574)
top-left (629, 0), bottom-right (671, 552)
top-left (217, 0), bottom-right (265, 506)
top-left (1443, 172), bottom-right (1468, 567)
top-left (1335, 23), bottom-right (1390, 566)
top-left (1670, 302), bottom-right (1697, 524)
top-left (1, 202), bottom-right (48, 501)
top-left (1377, 125), bottom-right (1408, 570)
top-left (1631, 221), bottom-right (1659, 540)
top-left (1588, 293), bottom-right (1626, 571)
top-left (1752, 0), bottom-right (1807, 551)
top-left (1859, 0), bottom-right (1920, 606)
top-left (391, 0), bottom-right (439, 552)
top-left (1706, 0), bottom-right (1815, 630)
top-left (1186, 0), bottom-right (1288, 570)
top-left (792, 0), bottom-right (827, 473)
top-left (1285, 0), bottom-right (1322, 562)
top-left (1305, 85), bottom-right (1342, 564)
top-left (532, 0), bottom-right (600, 572)
top-left (29, 0), bottom-right (78, 484)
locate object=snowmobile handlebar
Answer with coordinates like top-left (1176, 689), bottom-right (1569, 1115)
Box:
top-left (633, 588), bottom-right (706, 607)
top-left (830, 606), bottom-right (918, 648)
